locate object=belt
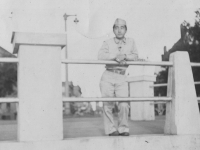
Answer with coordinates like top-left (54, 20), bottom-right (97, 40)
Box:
top-left (106, 69), bottom-right (125, 75)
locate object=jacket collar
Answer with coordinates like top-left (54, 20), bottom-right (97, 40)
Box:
top-left (114, 37), bottom-right (126, 44)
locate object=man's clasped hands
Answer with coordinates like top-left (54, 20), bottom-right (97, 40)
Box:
top-left (115, 54), bottom-right (145, 65)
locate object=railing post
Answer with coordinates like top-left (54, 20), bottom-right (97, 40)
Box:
top-left (128, 75), bottom-right (156, 120)
top-left (12, 32), bottom-right (66, 141)
top-left (164, 51), bottom-right (200, 134)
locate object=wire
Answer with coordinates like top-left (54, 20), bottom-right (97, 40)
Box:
top-left (72, 24), bottom-right (111, 39)
top-left (71, 2), bottom-right (139, 39)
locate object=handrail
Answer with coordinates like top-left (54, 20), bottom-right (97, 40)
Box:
top-left (197, 97), bottom-right (200, 102)
top-left (150, 84), bottom-right (168, 87)
top-left (151, 81), bottom-right (200, 88)
top-left (62, 97), bottom-right (172, 102)
top-left (194, 82), bottom-right (200, 85)
top-left (0, 98), bottom-right (19, 103)
top-left (0, 58), bottom-right (19, 63)
top-left (191, 63), bottom-right (200, 67)
top-left (61, 59), bottom-right (173, 66)
top-left (58, 60), bottom-right (200, 67)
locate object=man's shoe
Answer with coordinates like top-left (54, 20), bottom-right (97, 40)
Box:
top-left (109, 131), bottom-right (119, 136)
top-left (119, 132), bottom-right (129, 136)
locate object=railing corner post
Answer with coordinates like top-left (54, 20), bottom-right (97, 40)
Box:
top-left (12, 32), bottom-right (65, 141)
top-left (164, 51), bottom-right (200, 135)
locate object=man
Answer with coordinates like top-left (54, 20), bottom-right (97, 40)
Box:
top-left (98, 18), bottom-right (138, 136)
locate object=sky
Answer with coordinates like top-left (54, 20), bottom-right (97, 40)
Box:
top-left (0, 0), bottom-right (200, 97)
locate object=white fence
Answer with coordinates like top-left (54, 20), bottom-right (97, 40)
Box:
top-left (0, 32), bottom-right (199, 150)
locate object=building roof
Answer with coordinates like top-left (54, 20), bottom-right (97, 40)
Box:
top-left (0, 46), bottom-right (16, 58)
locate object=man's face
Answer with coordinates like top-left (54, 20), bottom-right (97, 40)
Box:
top-left (113, 24), bottom-right (127, 39)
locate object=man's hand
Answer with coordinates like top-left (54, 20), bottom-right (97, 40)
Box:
top-left (137, 58), bottom-right (146, 61)
top-left (119, 60), bottom-right (126, 65)
top-left (116, 54), bottom-right (126, 62)
top-left (115, 54), bottom-right (127, 65)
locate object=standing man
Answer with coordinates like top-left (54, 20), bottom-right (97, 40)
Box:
top-left (98, 18), bottom-right (138, 136)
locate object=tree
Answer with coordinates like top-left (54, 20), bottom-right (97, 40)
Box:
top-left (0, 47), bottom-right (17, 97)
top-left (154, 67), bottom-right (168, 96)
top-left (0, 63), bottom-right (17, 97)
top-left (156, 8), bottom-right (200, 101)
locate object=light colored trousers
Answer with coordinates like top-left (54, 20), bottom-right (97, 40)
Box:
top-left (100, 70), bottom-right (129, 135)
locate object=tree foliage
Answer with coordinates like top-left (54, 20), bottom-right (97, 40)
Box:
top-left (0, 63), bottom-right (17, 97)
top-left (156, 9), bottom-right (200, 96)
top-left (0, 47), bottom-right (17, 97)
top-left (154, 67), bottom-right (168, 96)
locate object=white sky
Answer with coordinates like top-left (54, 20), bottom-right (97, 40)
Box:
top-left (0, 0), bottom-right (200, 97)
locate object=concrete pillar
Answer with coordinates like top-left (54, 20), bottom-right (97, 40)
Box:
top-left (12, 32), bottom-right (66, 141)
top-left (164, 51), bottom-right (200, 135)
top-left (128, 75), bottom-right (156, 121)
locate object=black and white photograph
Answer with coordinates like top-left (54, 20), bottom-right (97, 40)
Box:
top-left (0, 0), bottom-right (200, 149)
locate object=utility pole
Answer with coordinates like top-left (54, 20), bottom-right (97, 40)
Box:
top-left (63, 13), bottom-right (79, 114)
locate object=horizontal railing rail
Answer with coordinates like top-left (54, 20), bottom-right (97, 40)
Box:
top-left (0, 58), bottom-right (19, 63)
top-left (0, 98), bottom-right (19, 103)
top-left (61, 59), bottom-right (173, 66)
top-left (62, 97), bottom-right (172, 102)
top-left (150, 83), bottom-right (168, 87)
top-left (62, 60), bottom-right (200, 67)
top-left (151, 81), bottom-right (200, 88)
top-left (197, 98), bottom-right (200, 103)
top-left (0, 96), bottom-right (198, 104)
top-left (194, 81), bottom-right (200, 85)
top-left (191, 63), bottom-right (200, 67)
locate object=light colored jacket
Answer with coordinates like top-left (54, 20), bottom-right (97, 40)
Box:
top-left (98, 37), bottom-right (138, 70)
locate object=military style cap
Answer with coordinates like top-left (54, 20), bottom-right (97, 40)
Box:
top-left (114, 18), bottom-right (126, 26)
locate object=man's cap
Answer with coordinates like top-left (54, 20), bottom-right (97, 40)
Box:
top-left (114, 18), bottom-right (126, 26)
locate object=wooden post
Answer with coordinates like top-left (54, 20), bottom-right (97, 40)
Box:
top-left (12, 32), bottom-right (66, 141)
top-left (164, 51), bottom-right (200, 134)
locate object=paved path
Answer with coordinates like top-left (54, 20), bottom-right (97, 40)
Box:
top-left (0, 115), bottom-right (165, 141)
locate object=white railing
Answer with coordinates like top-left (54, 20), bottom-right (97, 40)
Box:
top-left (61, 59), bottom-right (173, 102)
top-left (0, 58), bottom-right (174, 103)
top-left (62, 59), bottom-right (173, 66)
top-left (1, 58), bottom-right (200, 103)
top-left (150, 83), bottom-right (168, 87)
top-left (2, 59), bottom-right (200, 103)
top-left (0, 98), bottom-right (19, 103)
top-left (151, 81), bottom-right (200, 88)
top-left (1, 51), bottom-right (200, 138)
top-left (0, 58), bottom-right (19, 63)
top-left (62, 97), bottom-right (172, 102)
top-left (191, 62), bottom-right (200, 67)
top-left (150, 63), bottom-right (200, 102)
top-left (1, 33), bottom-right (198, 148)
top-left (0, 58), bottom-right (19, 103)
top-left (0, 58), bottom-right (173, 103)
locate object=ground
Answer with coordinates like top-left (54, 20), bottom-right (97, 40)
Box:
top-left (0, 115), bottom-right (165, 141)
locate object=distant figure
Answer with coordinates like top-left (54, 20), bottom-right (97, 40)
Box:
top-left (98, 18), bottom-right (143, 136)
